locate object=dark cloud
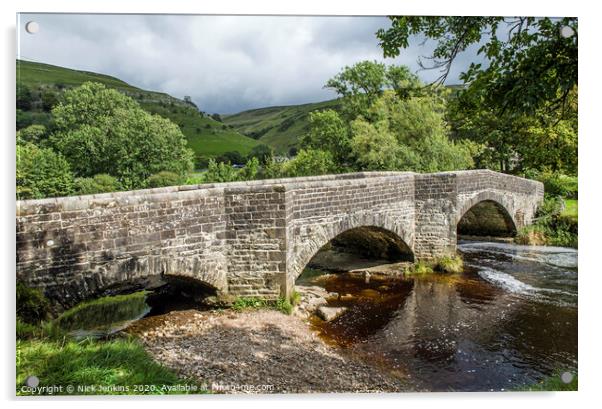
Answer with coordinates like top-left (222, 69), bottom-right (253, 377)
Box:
top-left (18, 14), bottom-right (483, 114)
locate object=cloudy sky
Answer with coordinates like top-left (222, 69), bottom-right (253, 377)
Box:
top-left (18, 14), bottom-right (483, 114)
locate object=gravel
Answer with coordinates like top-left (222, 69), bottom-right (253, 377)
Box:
top-left (127, 309), bottom-right (413, 394)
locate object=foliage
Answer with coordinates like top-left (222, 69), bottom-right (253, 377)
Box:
top-left (211, 113), bottom-right (223, 122)
top-left (377, 17), bottom-right (577, 116)
top-left (303, 110), bottom-right (351, 164)
top-left (281, 149), bottom-right (337, 177)
top-left (216, 151), bottom-right (245, 165)
top-left (17, 124), bottom-right (47, 145)
top-left (325, 61), bottom-right (422, 119)
top-left (17, 141), bottom-right (74, 199)
top-left (434, 255), bottom-right (464, 274)
top-left (238, 157), bottom-right (260, 180)
top-left (246, 144), bottom-right (274, 165)
top-left (516, 196), bottom-right (578, 248)
top-left (145, 171), bottom-right (183, 188)
top-left (202, 159), bottom-right (240, 183)
top-left (17, 82), bottom-right (33, 110)
top-left (74, 174), bottom-right (122, 195)
top-left (231, 297), bottom-right (269, 311)
top-left (49, 82), bottom-right (194, 189)
top-left (290, 290), bottom-right (302, 306)
top-left (308, 62), bottom-right (474, 174)
top-left (16, 282), bottom-right (51, 324)
top-left (406, 261), bottom-right (434, 275)
top-left (231, 296), bottom-right (293, 315)
top-left (530, 171), bottom-right (578, 199)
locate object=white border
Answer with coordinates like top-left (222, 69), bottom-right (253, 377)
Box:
top-left (2, 1), bottom-right (600, 408)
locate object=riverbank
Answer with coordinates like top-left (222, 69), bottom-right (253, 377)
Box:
top-left (127, 309), bottom-right (413, 393)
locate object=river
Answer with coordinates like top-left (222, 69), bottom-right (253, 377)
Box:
top-left (304, 241), bottom-right (578, 391)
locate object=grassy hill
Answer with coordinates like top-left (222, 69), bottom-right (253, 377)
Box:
top-left (16, 60), bottom-right (259, 160)
top-left (224, 99), bottom-right (341, 154)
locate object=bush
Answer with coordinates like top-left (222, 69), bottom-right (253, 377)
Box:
top-left (74, 174), bottom-right (121, 195)
top-left (16, 142), bottom-right (74, 199)
top-left (145, 171), bottom-right (183, 188)
top-left (16, 282), bottom-right (50, 324)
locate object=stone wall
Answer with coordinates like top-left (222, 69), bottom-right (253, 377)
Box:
top-left (16, 170), bottom-right (544, 306)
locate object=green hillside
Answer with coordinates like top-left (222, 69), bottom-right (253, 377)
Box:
top-left (16, 60), bottom-right (259, 160)
top-left (224, 99), bottom-right (341, 154)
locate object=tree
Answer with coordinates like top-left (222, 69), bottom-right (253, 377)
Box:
top-left (41, 90), bottom-right (59, 112)
top-left (303, 110), bottom-right (351, 164)
top-left (324, 61), bottom-right (422, 120)
top-left (217, 151), bottom-right (245, 165)
top-left (447, 86), bottom-right (577, 174)
top-left (311, 62), bottom-right (474, 173)
top-left (376, 16), bottom-right (577, 116)
top-left (211, 113), bottom-right (223, 122)
top-left (247, 144), bottom-right (274, 165)
top-left (49, 82), bottom-right (194, 189)
top-left (17, 142), bottom-right (74, 199)
top-left (282, 149), bottom-right (337, 177)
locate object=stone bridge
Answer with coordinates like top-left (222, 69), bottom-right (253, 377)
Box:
top-left (16, 170), bottom-right (543, 307)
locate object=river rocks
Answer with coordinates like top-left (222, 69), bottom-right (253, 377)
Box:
top-left (316, 306), bottom-right (347, 322)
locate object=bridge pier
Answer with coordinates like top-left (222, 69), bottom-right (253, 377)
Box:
top-left (16, 171), bottom-right (543, 307)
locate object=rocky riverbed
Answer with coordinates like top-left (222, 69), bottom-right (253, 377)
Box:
top-left (127, 308), bottom-right (413, 394)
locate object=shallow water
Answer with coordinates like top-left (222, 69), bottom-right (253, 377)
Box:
top-left (305, 241), bottom-right (578, 391)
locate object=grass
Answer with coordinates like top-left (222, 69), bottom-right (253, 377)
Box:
top-left (434, 255), bottom-right (464, 274)
top-left (231, 296), bottom-right (294, 315)
top-left (405, 261), bottom-right (434, 275)
top-left (17, 59), bottom-right (259, 158)
top-left (562, 199), bottom-right (578, 222)
top-left (516, 372), bottom-right (578, 391)
top-left (224, 99), bottom-right (341, 154)
top-left (16, 336), bottom-right (204, 395)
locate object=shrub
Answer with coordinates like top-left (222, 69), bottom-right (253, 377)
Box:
top-left (290, 290), bottom-right (302, 306)
top-left (145, 171), bottom-right (183, 188)
top-left (74, 174), bottom-right (121, 195)
top-left (282, 149), bottom-right (337, 177)
top-left (16, 282), bottom-right (50, 324)
top-left (16, 142), bottom-right (74, 199)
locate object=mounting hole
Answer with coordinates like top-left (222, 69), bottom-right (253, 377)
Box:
top-left (25, 21), bottom-right (40, 34)
top-left (560, 371), bottom-right (574, 384)
top-left (560, 26), bottom-right (575, 38)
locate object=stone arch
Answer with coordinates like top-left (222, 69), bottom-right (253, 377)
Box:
top-left (456, 191), bottom-right (518, 236)
top-left (288, 213), bottom-right (414, 282)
